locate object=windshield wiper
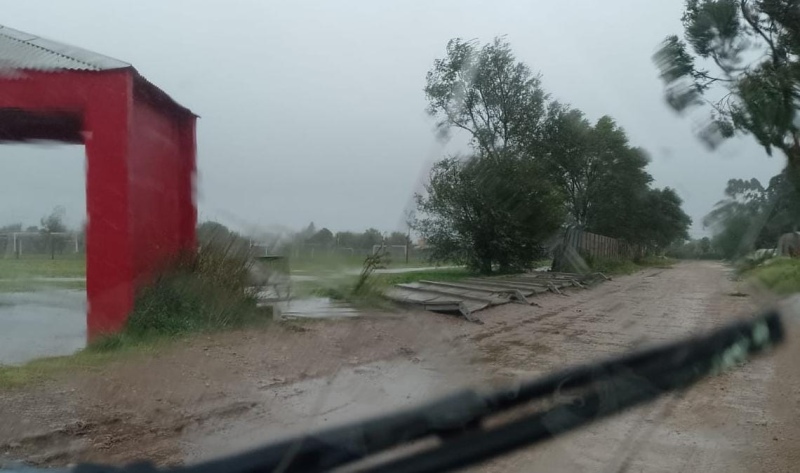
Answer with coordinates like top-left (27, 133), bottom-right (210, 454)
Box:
top-left (58, 309), bottom-right (784, 473)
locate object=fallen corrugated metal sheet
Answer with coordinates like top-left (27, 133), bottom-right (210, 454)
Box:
top-left (384, 271), bottom-right (608, 323)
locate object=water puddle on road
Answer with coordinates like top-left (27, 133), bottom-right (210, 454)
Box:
top-left (183, 357), bottom-right (473, 463)
top-left (274, 297), bottom-right (360, 319)
top-left (0, 290), bottom-right (86, 365)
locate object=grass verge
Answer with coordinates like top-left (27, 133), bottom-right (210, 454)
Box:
top-left (89, 242), bottom-right (271, 351)
top-left (314, 267), bottom-right (473, 309)
top-left (744, 258), bottom-right (800, 295)
top-left (587, 256), bottom-right (676, 275)
top-left (0, 342), bottom-right (163, 389)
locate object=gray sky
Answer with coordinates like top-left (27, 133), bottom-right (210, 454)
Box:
top-left (0, 0), bottom-right (785, 237)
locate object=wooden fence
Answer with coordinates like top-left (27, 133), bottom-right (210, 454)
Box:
top-left (563, 227), bottom-right (641, 260)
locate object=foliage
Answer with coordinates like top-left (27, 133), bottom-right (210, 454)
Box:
top-left (91, 237), bottom-right (269, 349)
top-left (39, 206), bottom-right (68, 259)
top-left (415, 154), bottom-right (564, 274)
top-left (636, 188), bottom-right (693, 249)
top-left (666, 237), bottom-right (722, 259)
top-left (353, 246), bottom-right (390, 294)
top-left (654, 0), bottom-right (800, 167)
top-left (542, 107), bottom-right (656, 234)
top-left (745, 257), bottom-right (800, 294)
top-left (704, 169), bottom-right (800, 258)
top-left (308, 228), bottom-right (335, 247)
top-left (421, 36), bottom-right (693, 267)
top-left (425, 37), bottom-right (548, 159)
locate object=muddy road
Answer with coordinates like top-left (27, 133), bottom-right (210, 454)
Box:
top-left (1, 261), bottom-right (798, 471)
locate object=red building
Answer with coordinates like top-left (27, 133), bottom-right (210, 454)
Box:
top-left (0, 25), bottom-right (197, 339)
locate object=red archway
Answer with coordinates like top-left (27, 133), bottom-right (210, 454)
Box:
top-left (0, 25), bottom-right (197, 339)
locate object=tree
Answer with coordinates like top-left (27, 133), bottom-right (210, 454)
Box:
top-left (334, 231), bottom-right (358, 248)
top-left (415, 154), bottom-right (564, 274)
top-left (637, 188), bottom-right (693, 250)
top-left (299, 222), bottom-right (316, 240)
top-left (359, 228), bottom-right (384, 250)
top-left (308, 228), bottom-right (335, 248)
top-left (700, 236), bottom-right (712, 253)
top-left (40, 206), bottom-right (67, 260)
top-left (704, 170), bottom-right (800, 257)
top-left (425, 37), bottom-right (549, 159)
top-left (197, 220), bottom-right (234, 244)
top-left (387, 231), bottom-right (411, 246)
top-left (654, 0), bottom-right (800, 167)
top-left (542, 108), bottom-right (654, 230)
top-left (421, 37), bottom-right (566, 273)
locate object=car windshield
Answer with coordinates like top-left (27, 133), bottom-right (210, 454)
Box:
top-left (0, 1), bottom-right (798, 472)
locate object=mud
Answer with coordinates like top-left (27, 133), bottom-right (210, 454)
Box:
top-left (1, 262), bottom-right (798, 472)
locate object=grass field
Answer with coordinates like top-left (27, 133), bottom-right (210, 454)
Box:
top-left (289, 253), bottom-right (438, 273)
top-left (0, 255), bottom-right (86, 292)
top-left (0, 254), bottom-right (86, 279)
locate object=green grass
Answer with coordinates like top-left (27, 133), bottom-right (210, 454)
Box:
top-left (376, 268), bottom-right (473, 285)
top-left (289, 253), bottom-right (440, 273)
top-left (0, 279), bottom-right (85, 293)
top-left (587, 256), bottom-right (676, 275)
top-left (311, 267), bottom-right (473, 308)
top-left (0, 341), bottom-right (157, 389)
top-left (0, 255), bottom-right (86, 279)
top-left (745, 258), bottom-right (800, 295)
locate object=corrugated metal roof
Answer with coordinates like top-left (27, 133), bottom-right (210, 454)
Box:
top-left (0, 25), bottom-right (130, 71)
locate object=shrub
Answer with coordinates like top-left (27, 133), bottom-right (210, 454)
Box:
top-left (89, 239), bottom-right (269, 350)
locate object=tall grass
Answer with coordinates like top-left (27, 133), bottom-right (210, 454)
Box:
top-left (745, 258), bottom-right (800, 295)
top-left (90, 239), bottom-right (270, 351)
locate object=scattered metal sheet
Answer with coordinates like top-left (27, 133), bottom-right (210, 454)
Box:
top-left (383, 271), bottom-right (608, 322)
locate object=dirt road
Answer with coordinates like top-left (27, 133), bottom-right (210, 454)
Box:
top-left (1, 261), bottom-right (798, 471)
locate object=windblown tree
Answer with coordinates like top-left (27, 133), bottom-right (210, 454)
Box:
top-left (40, 206), bottom-right (67, 260)
top-left (418, 37), bottom-right (565, 272)
top-left (654, 0), bottom-right (800, 167)
top-left (705, 170), bottom-right (800, 257)
top-left (542, 108), bottom-right (655, 232)
top-left (425, 37), bottom-right (549, 159)
top-left (415, 155), bottom-right (564, 273)
top-left (419, 36), bottom-right (693, 271)
top-left (637, 188), bottom-right (693, 249)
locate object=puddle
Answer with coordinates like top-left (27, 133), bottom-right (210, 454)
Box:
top-left (183, 357), bottom-right (472, 463)
top-left (0, 290), bottom-right (86, 365)
top-left (275, 297), bottom-right (359, 319)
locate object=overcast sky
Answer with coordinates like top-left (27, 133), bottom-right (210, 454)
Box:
top-left (0, 0), bottom-right (786, 237)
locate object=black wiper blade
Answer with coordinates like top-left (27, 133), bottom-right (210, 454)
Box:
top-left (74, 309), bottom-right (783, 473)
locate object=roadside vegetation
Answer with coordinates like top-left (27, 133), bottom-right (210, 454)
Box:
top-left (415, 37), bottom-right (691, 274)
top-left (90, 239), bottom-right (271, 352)
top-left (745, 259), bottom-right (800, 295)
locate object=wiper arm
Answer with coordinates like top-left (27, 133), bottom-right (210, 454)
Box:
top-left (67, 309), bottom-right (782, 473)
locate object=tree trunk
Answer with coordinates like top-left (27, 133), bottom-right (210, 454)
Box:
top-left (478, 259), bottom-right (492, 275)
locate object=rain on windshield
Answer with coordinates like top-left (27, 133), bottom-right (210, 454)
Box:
top-left (0, 1), bottom-right (798, 472)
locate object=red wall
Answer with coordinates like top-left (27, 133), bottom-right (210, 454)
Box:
top-left (0, 69), bottom-right (196, 339)
top-left (129, 98), bottom-right (185, 282)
